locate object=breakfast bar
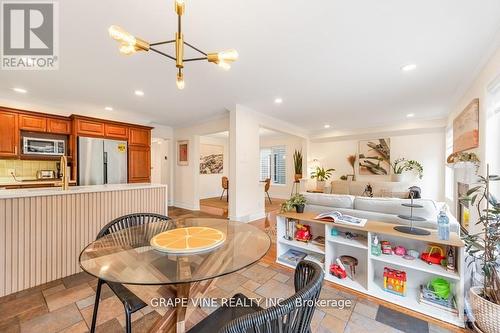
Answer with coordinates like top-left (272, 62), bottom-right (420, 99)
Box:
top-left (0, 183), bottom-right (167, 297)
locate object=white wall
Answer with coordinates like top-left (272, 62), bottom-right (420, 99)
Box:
top-left (309, 129), bottom-right (446, 201)
top-left (198, 136), bottom-right (229, 199)
top-left (260, 135), bottom-right (307, 199)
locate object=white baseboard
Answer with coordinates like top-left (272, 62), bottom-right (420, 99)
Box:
top-left (229, 210), bottom-right (266, 223)
top-left (173, 202), bottom-right (200, 211)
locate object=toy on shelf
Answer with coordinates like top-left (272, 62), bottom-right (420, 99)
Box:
top-left (393, 245), bottom-right (407, 256)
top-left (340, 255), bottom-right (358, 279)
top-left (446, 247), bottom-right (456, 272)
top-left (330, 258), bottom-right (347, 279)
top-left (421, 246), bottom-right (446, 265)
top-left (381, 241), bottom-right (393, 255)
top-left (295, 223), bottom-right (312, 242)
top-left (371, 234), bottom-right (382, 256)
top-left (330, 228), bottom-right (339, 236)
top-left (383, 267), bottom-right (407, 296)
top-left (403, 249), bottom-right (419, 260)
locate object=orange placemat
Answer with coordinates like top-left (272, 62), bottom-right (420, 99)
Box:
top-left (150, 227), bottom-right (226, 253)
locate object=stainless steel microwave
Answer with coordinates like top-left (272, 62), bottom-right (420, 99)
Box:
top-left (22, 137), bottom-right (65, 155)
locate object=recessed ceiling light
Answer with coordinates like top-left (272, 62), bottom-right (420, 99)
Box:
top-left (12, 87), bottom-right (27, 94)
top-left (324, 124), bottom-right (331, 129)
top-left (134, 90), bottom-right (144, 96)
top-left (406, 113), bottom-right (415, 118)
top-left (104, 106), bottom-right (113, 111)
top-left (274, 98), bottom-right (283, 104)
top-left (401, 63), bottom-right (417, 72)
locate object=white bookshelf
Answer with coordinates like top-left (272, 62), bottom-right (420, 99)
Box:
top-left (276, 212), bottom-right (465, 328)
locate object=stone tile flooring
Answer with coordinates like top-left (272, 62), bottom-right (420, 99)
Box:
top-left (0, 207), bottom-right (466, 332)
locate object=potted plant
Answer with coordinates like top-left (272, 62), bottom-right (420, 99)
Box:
top-left (293, 150), bottom-right (303, 182)
top-left (280, 193), bottom-right (307, 213)
top-left (462, 165), bottom-right (500, 333)
top-left (311, 166), bottom-right (335, 191)
top-left (390, 158), bottom-right (424, 182)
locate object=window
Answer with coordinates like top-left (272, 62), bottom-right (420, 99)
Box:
top-left (260, 146), bottom-right (286, 184)
top-left (487, 79), bottom-right (500, 197)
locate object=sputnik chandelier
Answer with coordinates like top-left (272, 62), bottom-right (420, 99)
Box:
top-left (108, 0), bottom-right (238, 90)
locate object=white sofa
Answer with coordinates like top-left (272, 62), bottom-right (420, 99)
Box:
top-left (331, 180), bottom-right (411, 198)
top-left (302, 192), bottom-right (460, 233)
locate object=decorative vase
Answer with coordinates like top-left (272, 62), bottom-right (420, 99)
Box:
top-left (391, 174), bottom-right (404, 182)
top-left (470, 286), bottom-right (500, 333)
top-left (295, 204), bottom-right (305, 213)
top-left (294, 174), bottom-right (303, 182)
top-left (316, 180), bottom-right (325, 192)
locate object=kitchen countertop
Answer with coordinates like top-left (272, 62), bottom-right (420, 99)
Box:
top-left (0, 183), bottom-right (168, 199)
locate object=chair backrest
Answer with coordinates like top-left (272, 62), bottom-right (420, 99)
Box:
top-left (220, 260), bottom-right (324, 333)
top-left (96, 213), bottom-right (173, 240)
top-left (264, 178), bottom-right (271, 192)
top-left (222, 176), bottom-right (229, 189)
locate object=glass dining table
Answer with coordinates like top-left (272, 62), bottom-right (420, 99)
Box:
top-left (79, 218), bottom-right (271, 333)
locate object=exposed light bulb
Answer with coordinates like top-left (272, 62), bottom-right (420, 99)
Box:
top-left (176, 73), bottom-right (185, 90)
top-left (119, 43), bottom-right (136, 55)
top-left (108, 25), bottom-right (136, 45)
top-left (218, 61), bottom-right (231, 71)
top-left (218, 49), bottom-right (238, 62)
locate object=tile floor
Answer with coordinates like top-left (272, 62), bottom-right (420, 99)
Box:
top-left (0, 207), bottom-right (466, 333)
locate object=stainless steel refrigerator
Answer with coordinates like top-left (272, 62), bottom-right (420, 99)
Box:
top-left (78, 137), bottom-right (128, 185)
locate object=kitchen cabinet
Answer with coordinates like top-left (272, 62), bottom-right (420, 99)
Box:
top-left (128, 145), bottom-right (151, 183)
top-left (47, 118), bottom-right (71, 134)
top-left (75, 118), bottom-right (105, 136)
top-left (0, 110), bottom-right (19, 157)
top-left (105, 123), bottom-right (128, 139)
top-left (129, 127), bottom-right (150, 146)
top-left (19, 114), bottom-right (47, 132)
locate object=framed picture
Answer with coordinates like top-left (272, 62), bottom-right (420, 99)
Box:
top-left (177, 140), bottom-right (189, 166)
top-left (200, 144), bottom-right (224, 174)
top-left (358, 138), bottom-right (390, 175)
top-left (453, 98), bottom-right (479, 153)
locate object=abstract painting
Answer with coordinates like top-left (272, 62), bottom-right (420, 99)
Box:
top-left (358, 138), bottom-right (391, 175)
top-left (177, 140), bottom-right (189, 166)
top-left (199, 144), bottom-right (223, 174)
top-left (453, 98), bottom-right (479, 153)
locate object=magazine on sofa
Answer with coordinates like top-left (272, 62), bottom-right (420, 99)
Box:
top-left (314, 210), bottom-right (367, 227)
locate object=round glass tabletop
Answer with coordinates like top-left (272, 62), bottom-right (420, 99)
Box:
top-left (79, 218), bottom-right (271, 285)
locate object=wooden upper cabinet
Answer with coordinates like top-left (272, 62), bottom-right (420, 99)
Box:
top-left (0, 111), bottom-right (19, 157)
top-left (19, 114), bottom-right (47, 132)
top-left (128, 145), bottom-right (151, 183)
top-left (129, 127), bottom-right (150, 146)
top-left (47, 118), bottom-right (71, 134)
top-left (75, 118), bottom-right (105, 136)
top-left (105, 123), bottom-right (128, 139)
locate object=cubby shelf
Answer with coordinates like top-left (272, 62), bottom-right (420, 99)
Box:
top-left (276, 212), bottom-right (466, 328)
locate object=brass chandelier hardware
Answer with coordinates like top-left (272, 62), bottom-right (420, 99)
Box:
top-left (108, 0), bottom-right (238, 90)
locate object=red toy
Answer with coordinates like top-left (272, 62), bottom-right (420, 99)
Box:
top-left (295, 223), bottom-right (312, 242)
top-left (381, 241), bottom-right (392, 255)
top-left (383, 267), bottom-right (407, 296)
top-left (330, 263), bottom-right (347, 279)
top-left (421, 246), bottom-right (446, 265)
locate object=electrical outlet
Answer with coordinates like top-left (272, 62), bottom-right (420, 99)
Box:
top-left (7, 169), bottom-right (15, 176)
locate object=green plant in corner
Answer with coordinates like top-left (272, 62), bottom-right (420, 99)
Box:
top-left (280, 193), bottom-right (307, 213)
top-left (461, 165), bottom-right (500, 322)
top-left (293, 149), bottom-right (303, 181)
top-left (310, 166), bottom-right (335, 181)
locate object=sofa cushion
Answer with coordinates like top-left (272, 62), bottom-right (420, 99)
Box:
top-left (353, 197), bottom-right (439, 220)
top-left (302, 192), bottom-right (354, 209)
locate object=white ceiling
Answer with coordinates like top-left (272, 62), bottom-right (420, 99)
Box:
top-left (1, 0), bottom-right (500, 132)
top-left (203, 128), bottom-right (289, 140)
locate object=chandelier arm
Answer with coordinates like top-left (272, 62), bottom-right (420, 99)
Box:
top-left (150, 40), bottom-right (176, 46)
top-left (183, 41), bottom-right (207, 56)
top-left (150, 47), bottom-right (177, 61)
top-left (183, 57), bottom-right (208, 62)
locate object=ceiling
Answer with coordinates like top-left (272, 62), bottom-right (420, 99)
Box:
top-left (204, 128), bottom-right (290, 140)
top-left (1, 0), bottom-right (500, 133)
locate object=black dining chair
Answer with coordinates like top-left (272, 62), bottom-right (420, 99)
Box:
top-left (188, 260), bottom-right (324, 333)
top-left (90, 213), bottom-right (174, 333)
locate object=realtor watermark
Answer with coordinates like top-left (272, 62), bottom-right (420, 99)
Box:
top-left (1, 1), bottom-right (59, 70)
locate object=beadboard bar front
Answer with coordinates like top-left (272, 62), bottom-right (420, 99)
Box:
top-left (0, 185), bottom-right (167, 297)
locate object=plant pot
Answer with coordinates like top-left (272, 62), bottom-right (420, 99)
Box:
top-left (294, 174), bottom-right (303, 182)
top-left (470, 286), bottom-right (500, 333)
top-left (295, 204), bottom-right (305, 213)
top-left (316, 180), bottom-right (325, 192)
top-left (391, 174), bottom-right (404, 182)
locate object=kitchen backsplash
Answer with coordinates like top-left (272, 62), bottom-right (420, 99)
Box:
top-left (0, 160), bottom-right (57, 178)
